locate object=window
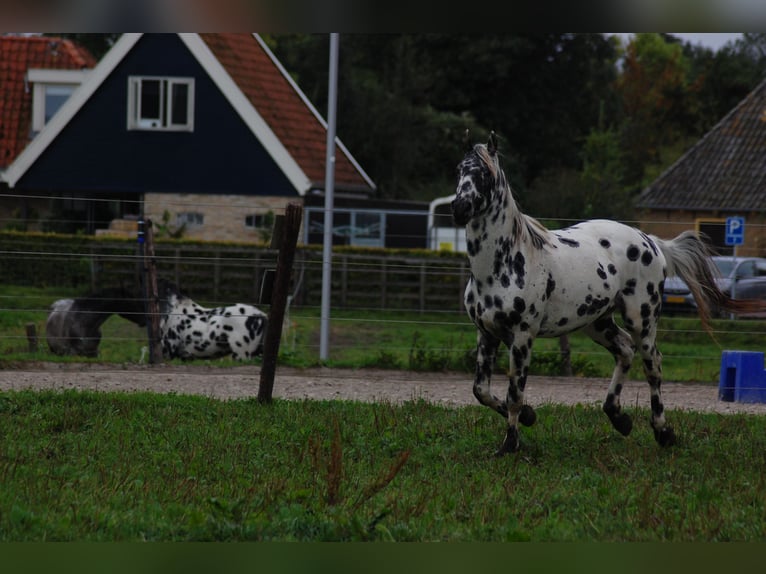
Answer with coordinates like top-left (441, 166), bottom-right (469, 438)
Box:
top-left (44, 85), bottom-right (75, 123)
top-left (245, 212), bottom-right (274, 229)
top-left (306, 209), bottom-right (385, 248)
top-left (176, 212), bottom-right (204, 226)
top-left (27, 68), bottom-right (89, 133)
top-left (127, 76), bottom-right (195, 131)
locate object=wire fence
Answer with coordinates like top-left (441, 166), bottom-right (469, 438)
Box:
top-left (2, 197), bottom-right (766, 383)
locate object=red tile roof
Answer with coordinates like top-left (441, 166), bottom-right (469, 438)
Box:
top-left (0, 35), bottom-right (96, 168)
top-left (199, 33), bottom-right (371, 191)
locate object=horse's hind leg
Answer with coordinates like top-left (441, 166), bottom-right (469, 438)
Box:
top-left (582, 318), bottom-right (635, 437)
top-left (622, 298), bottom-right (676, 447)
top-left (637, 333), bottom-right (676, 447)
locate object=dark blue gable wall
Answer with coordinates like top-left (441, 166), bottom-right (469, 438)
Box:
top-left (17, 34), bottom-right (299, 197)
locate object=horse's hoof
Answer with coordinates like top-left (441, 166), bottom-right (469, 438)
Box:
top-left (611, 412), bottom-right (633, 436)
top-left (519, 404), bottom-right (536, 426)
top-left (494, 427), bottom-right (520, 456)
top-left (654, 426), bottom-right (676, 447)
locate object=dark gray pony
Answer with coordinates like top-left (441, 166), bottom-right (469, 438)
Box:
top-left (46, 288), bottom-right (147, 357)
top-left (453, 132), bottom-right (766, 455)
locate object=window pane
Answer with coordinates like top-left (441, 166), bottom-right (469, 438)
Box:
top-left (140, 79), bottom-right (161, 121)
top-left (355, 212), bottom-right (381, 239)
top-left (44, 86), bottom-right (74, 124)
top-left (171, 83), bottom-right (189, 125)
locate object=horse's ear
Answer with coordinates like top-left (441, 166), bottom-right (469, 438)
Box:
top-left (487, 131), bottom-right (498, 155)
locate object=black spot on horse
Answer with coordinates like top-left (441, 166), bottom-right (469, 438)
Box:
top-left (597, 266), bottom-right (607, 280)
top-left (627, 245), bottom-right (640, 261)
top-left (513, 297), bottom-right (526, 313)
top-left (641, 250), bottom-right (653, 266)
top-left (512, 252), bottom-right (526, 288)
top-left (558, 237), bottom-right (580, 248)
top-left (607, 264), bottom-right (617, 275)
top-left (640, 232), bottom-right (660, 256)
top-left (640, 303), bottom-right (651, 318)
top-left (622, 278), bottom-right (637, 296)
top-left (646, 282), bottom-right (660, 304)
top-left (599, 239), bottom-right (611, 248)
top-left (545, 274), bottom-right (556, 299)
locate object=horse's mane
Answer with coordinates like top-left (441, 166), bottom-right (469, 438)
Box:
top-left (475, 144), bottom-right (551, 250)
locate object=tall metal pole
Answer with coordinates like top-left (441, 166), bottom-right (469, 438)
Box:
top-left (320, 33), bottom-right (339, 361)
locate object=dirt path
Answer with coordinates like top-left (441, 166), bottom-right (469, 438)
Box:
top-left (0, 363), bottom-right (765, 415)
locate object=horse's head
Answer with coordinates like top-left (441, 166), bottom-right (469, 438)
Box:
top-left (452, 132), bottom-right (501, 226)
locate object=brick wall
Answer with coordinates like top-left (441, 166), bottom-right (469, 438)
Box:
top-left (639, 209), bottom-right (766, 257)
top-left (144, 193), bottom-right (302, 243)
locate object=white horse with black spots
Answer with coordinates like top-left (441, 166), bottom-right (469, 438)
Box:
top-left (452, 132), bottom-right (766, 456)
top-left (159, 281), bottom-right (267, 361)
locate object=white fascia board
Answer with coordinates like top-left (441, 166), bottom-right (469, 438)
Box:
top-left (253, 33), bottom-right (377, 192)
top-left (26, 68), bottom-right (90, 84)
top-left (4, 33), bottom-right (144, 189)
top-left (180, 33), bottom-right (312, 196)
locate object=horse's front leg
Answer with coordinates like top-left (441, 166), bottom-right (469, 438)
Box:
top-left (472, 332), bottom-right (507, 418)
top-left (497, 334), bottom-right (537, 456)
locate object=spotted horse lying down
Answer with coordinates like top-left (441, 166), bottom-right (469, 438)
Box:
top-left (452, 132), bottom-right (766, 455)
top-left (159, 281), bottom-right (267, 361)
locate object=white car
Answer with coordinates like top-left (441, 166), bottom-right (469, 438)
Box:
top-left (662, 256), bottom-right (766, 317)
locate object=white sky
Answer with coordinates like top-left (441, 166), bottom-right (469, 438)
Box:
top-left (610, 33), bottom-right (743, 51)
top-left (669, 32), bottom-right (743, 50)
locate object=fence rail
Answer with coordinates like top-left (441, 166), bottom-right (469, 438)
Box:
top-left (0, 233), bottom-right (469, 312)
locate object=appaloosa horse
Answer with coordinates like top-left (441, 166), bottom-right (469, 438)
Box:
top-left (159, 281), bottom-right (267, 361)
top-left (453, 132), bottom-right (766, 455)
top-left (46, 288), bottom-right (147, 357)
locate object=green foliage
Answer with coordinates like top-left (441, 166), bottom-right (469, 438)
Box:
top-left (1, 391), bottom-right (766, 541)
top-left (153, 210), bottom-right (187, 239)
top-left (580, 125), bottom-right (631, 219)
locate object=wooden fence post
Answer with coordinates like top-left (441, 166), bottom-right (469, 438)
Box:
top-left (142, 220), bottom-right (163, 364)
top-left (258, 203), bottom-right (303, 403)
top-left (25, 323), bottom-right (38, 353)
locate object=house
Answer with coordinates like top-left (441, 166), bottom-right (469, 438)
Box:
top-left (0, 35), bottom-right (97, 231)
top-left (0, 33), bottom-right (377, 242)
top-left (637, 77), bottom-right (766, 257)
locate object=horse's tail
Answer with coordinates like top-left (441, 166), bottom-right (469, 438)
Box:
top-left (658, 230), bottom-right (766, 331)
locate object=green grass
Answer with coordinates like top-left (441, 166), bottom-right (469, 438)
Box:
top-left (0, 390), bottom-right (765, 541)
top-left (3, 284), bottom-right (766, 542)
top-left (4, 285), bottom-right (766, 381)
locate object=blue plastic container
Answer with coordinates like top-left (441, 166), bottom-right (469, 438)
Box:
top-left (719, 351), bottom-right (766, 404)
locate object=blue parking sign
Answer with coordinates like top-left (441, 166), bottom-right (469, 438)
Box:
top-left (725, 216), bottom-right (745, 246)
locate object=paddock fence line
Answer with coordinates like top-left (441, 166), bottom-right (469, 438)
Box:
top-left (0, 232), bottom-right (469, 312)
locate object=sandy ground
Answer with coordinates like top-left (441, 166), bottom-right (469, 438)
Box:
top-left (0, 362), bottom-right (765, 415)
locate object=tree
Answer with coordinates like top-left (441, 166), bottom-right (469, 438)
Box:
top-left (615, 33), bottom-right (697, 189)
top-left (44, 33), bottom-right (120, 59)
top-left (269, 34), bottom-right (619, 202)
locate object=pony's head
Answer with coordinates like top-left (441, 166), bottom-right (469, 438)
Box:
top-left (452, 131), bottom-right (502, 226)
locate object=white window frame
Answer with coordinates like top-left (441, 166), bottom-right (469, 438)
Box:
top-left (127, 76), bottom-right (195, 132)
top-left (244, 212), bottom-right (273, 229)
top-left (176, 212), bottom-right (204, 226)
top-left (27, 69), bottom-right (89, 133)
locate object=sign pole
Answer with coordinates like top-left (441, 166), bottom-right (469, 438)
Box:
top-left (725, 216), bottom-right (745, 319)
top-left (320, 33), bottom-right (339, 362)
